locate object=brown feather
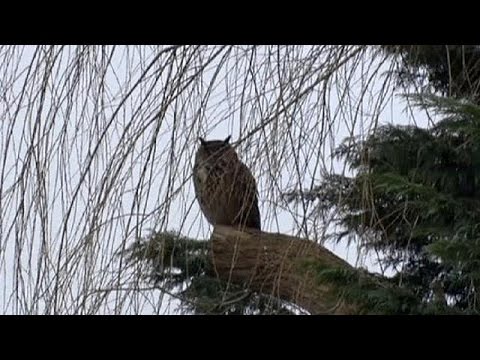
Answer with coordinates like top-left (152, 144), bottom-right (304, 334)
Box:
top-left (193, 138), bottom-right (261, 230)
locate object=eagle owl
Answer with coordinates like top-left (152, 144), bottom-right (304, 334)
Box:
top-left (193, 136), bottom-right (261, 230)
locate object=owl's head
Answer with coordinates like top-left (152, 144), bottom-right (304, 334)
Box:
top-left (195, 135), bottom-right (237, 163)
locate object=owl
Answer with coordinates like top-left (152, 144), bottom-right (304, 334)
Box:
top-left (193, 136), bottom-right (261, 230)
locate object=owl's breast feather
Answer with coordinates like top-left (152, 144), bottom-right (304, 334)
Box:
top-left (196, 165), bottom-right (209, 184)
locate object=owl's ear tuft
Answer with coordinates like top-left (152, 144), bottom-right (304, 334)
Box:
top-left (199, 137), bottom-right (207, 146)
top-left (224, 135), bottom-right (232, 144)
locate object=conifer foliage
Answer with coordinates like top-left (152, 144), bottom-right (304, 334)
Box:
top-left (287, 46), bottom-right (480, 313)
top-left (288, 93), bottom-right (480, 313)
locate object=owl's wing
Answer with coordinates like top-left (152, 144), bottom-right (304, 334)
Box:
top-left (248, 191), bottom-right (262, 230)
top-left (236, 163), bottom-right (261, 230)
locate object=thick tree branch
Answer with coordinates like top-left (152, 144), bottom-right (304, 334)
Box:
top-left (210, 225), bottom-right (360, 315)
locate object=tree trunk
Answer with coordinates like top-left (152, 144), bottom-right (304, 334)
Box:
top-left (210, 225), bottom-right (360, 315)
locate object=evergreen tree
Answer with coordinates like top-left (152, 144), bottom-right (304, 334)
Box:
top-left (287, 45), bottom-right (480, 313)
top-left (383, 45), bottom-right (480, 102)
top-left (287, 94), bottom-right (480, 313)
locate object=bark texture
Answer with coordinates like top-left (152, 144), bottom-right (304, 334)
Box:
top-left (211, 225), bottom-right (360, 314)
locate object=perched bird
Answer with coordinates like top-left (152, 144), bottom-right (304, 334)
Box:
top-left (193, 136), bottom-right (261, 230)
